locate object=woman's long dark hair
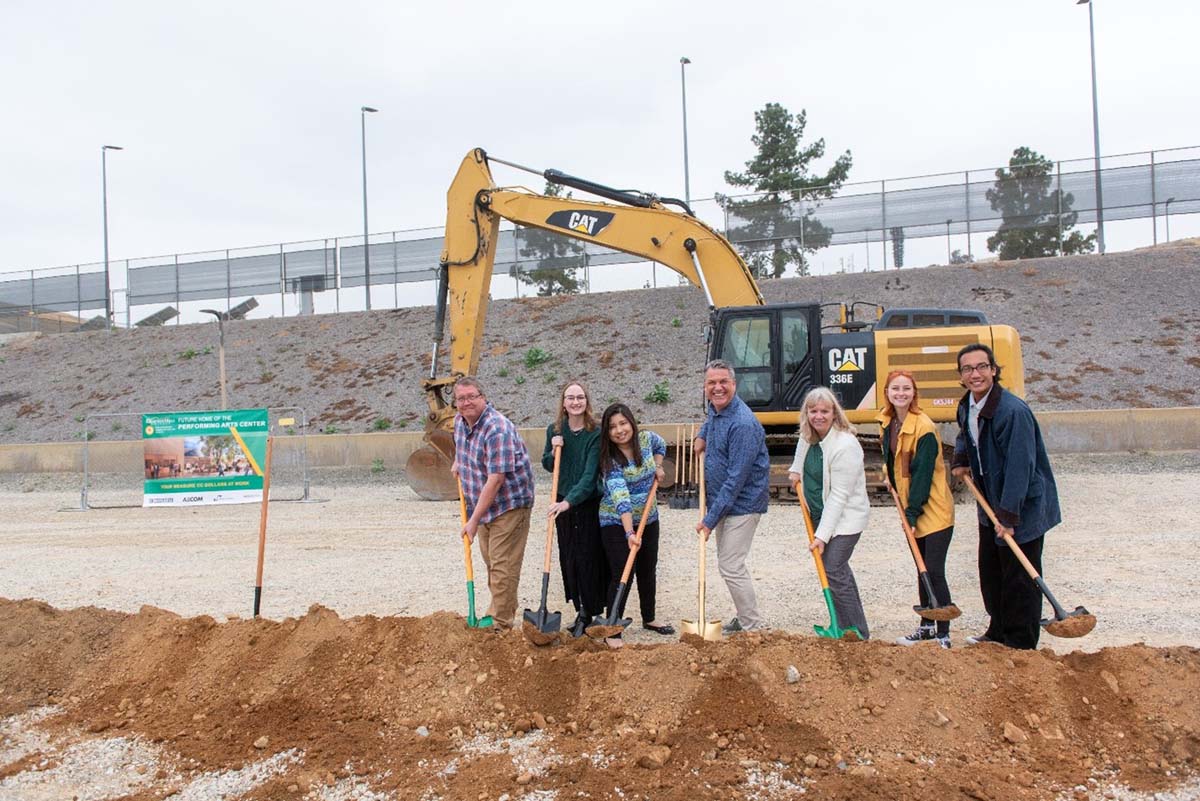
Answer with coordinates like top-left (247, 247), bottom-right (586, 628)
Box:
top-left (599, 403), bottom-right (642, 476)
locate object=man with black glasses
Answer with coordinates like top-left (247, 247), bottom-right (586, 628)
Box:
top-left (951, 343), bottom-right (1060, 650)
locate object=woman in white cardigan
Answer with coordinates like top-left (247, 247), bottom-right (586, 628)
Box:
top-left (787, 387), bottom-right (871, 639)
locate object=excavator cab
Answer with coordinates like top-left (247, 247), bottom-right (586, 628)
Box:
top-left (708, 304), bottom-right (823, 417)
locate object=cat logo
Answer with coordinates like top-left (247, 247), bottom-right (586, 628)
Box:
top-left (545, 209), bottom-right (615, 238)
top-left (828, 347), bottom-right (869, 372)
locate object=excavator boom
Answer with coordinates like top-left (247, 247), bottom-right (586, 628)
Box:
top-left (407, 148), bottom-right (763, 499)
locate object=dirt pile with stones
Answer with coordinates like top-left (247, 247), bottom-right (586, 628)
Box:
top-left (1, 243), bottom-right (1198, 447)
top-left (2, 599), bottom-right (1198, 800)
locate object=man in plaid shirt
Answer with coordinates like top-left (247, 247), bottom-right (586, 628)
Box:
top-left (452, 376), bottom-right (535, 628)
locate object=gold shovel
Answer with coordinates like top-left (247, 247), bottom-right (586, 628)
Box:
top-left (680, 459), bottom-right (722, 640)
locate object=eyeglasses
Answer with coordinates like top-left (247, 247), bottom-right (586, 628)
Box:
top-left (958, 363), bottom-right (994, 376)
top-left (455, 393), bottom-right (483, 402)
top-left (564, 395), bottom-right (587, 402)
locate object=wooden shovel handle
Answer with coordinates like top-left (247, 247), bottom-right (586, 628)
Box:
top-left (793, 480), bottom-right (830, 589)
top-left (887, 485), bottom-right (930, 573)
top-left (698, 460), bottom-right (707, 614)
top-left (456, 478), bottom-right (476, 581)
top-left (960, 474), bottom-right (1044, 582)
top-left (543, 444), bottom-right (562, 573)
top-left (617, 480), bottom-right (658, 585)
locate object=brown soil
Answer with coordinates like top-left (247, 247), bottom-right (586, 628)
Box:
top-left (2, 599), bottom-right (1198, 800)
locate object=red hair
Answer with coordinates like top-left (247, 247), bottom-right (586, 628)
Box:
top-left (882, 370), bottom-right (922, 417)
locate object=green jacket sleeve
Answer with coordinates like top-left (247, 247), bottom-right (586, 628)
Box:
top-left (563, 433), bottom-right (601, 507)
top-left (541, 424), bottom-right (556, 473)
top-left (906, 432), bottom-right (939, 526)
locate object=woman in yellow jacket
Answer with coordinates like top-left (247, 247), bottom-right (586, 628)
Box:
top-left (877, 370), bottom-right (956, 648)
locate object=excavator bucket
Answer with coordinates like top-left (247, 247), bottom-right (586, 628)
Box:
top-left (405, 429), bottom-right (458, 501)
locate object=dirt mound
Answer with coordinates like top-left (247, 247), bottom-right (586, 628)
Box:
top-left (1, 599), bottom-right (1198, 800)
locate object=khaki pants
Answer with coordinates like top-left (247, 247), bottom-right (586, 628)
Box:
top-left (477, 505), bottom-right (532, 627)
top-left (715, 513), bottom-right (766, 629)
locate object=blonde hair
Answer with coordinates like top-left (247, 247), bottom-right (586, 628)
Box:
top-left (798, 386), bottom-right (854, 444)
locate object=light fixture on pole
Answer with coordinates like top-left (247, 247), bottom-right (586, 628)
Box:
top-left (1077, 0), bottom-right (1105, 254)
top-left (200, 309), bottom-right (229, 410)
top-left (101, 145), bottom-right (123, 329)
top-left (360, 105), bottom-right (378, 310)
top-left (1165, 197), bottom-right (1176, 242)
top-left (679, 57), bottom-right (692, 205)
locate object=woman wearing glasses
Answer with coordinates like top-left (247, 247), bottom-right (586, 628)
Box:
top-left (544, 381), bottom-right (609, 637)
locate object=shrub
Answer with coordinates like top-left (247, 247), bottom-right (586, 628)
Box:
top-left (370, 458), bottom-right (385, 474)
top-left (644, 380), bottom-right (671, 404)
top-left (322, 424), bottom-right (340, 434)
top-left (515, 375), bottom-right (526, 385)
top-left (371, 417), bottom-right (393, 431)
top-left (523, 347), bottom-right (551, 369)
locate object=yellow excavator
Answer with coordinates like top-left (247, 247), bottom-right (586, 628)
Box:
top-left (405, 148), bottom-right (1024, 500)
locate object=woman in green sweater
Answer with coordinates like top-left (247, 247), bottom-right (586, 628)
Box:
top-left (543, 380), bottom-right (610, 638)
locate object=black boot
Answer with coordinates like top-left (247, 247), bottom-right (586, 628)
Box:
top-left (570, 609), bottom-right (589, 638)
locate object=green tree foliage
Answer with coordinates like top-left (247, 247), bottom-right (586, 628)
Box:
top-left (721, 103), bottom-right (852, 278)
top-left (517, 182), bottom-right (586, 296)
top-left (986, 146), bottom-right (1097, 260)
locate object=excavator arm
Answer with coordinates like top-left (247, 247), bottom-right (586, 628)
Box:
top-left (405, 148), bottom-right (763, 499)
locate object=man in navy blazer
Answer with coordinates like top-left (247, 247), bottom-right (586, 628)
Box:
top-left (951, 343), bottom-right (1061, 649)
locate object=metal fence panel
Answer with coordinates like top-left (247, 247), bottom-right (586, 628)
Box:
top-left (6, 146), bottom-right (1200, 325)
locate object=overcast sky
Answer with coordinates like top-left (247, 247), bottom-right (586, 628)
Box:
top-left (2, 0), bottom-right (1196, 279)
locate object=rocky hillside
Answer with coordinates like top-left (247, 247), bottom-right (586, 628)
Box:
top-left (1, 243), bottom-right (1198, 445)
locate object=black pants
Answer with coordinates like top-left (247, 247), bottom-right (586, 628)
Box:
top-left (554, 498), bottom-right (609, 620)
top-left (599, 520), bottom-right (660, 628)
top-left (979, 523), bottom-right (1044, 650)
top-left (916, 526), bottom-right (954, 636)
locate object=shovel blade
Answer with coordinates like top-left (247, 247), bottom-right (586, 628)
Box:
top-left (466, 613), bottom-right (495, 629)
top-left (701, 620), bottom-right (723, 641)
top-left (1042, 607), bottom-right (1096, 638)
top-left (914, 603), bottom-right (962, 622)
top-left (585, 615), bottom-right (632, 640)
top-left (680, 619), bottom-right (701, 636)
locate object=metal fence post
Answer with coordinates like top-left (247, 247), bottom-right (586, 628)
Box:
top-left (1057, 161), bottom-right (1064, 256)
top-left (333, 237), bottom-right (340, 314)
top-left (1150, 150), bottom-right (1158, 245)
top-left (964, 171), bottom-right (973, 260)
top-left (75, 265), bottom-right (82, 324)
top-left (225, 249), bottom-right (232, 314)
top-left (174, 254), bottom-right (181, 325)
top-left (880, 180), bottom-right (888, 270)
top-left (392, 231), bottom-right (399, 309)
top-left (280, 243), bottom-right (287, 317)
top-left (28, 270), bottom-right (35, 330)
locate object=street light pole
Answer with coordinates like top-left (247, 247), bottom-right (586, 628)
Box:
top-left (101, 145), bottom-right (123, 328)
top-left (1078, 0), bottom-right (1105, 254)
top-left (360, 106), bottom-right (378, 310)
top-left (679, 57), bottom-right (692, 206)
top-left (200, 309), bottom-right (228, 410)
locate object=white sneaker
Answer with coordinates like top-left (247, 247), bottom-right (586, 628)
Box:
top-left (965, 633), bottom-right (997, 646)
top-left (895, 625), bottom-right (936, 646)
top-left (936, 636), bottom-right (952, 650)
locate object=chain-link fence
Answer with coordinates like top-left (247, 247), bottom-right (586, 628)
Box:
top-left (3, 146), bottom-right (1197, 332)
top-left (80, 406), bottom-right (310, 510)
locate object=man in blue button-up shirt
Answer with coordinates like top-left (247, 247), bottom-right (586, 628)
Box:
top-left (694, 360), bottom-right (770, 632)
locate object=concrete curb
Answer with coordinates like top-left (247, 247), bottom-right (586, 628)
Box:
top-left (1, 407), bottom-right (1197, 475)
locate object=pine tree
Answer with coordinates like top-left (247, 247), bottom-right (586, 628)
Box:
top-left (721, 103), bottom-right (852, 278)
top-left (986, 146), bottom-right (1097, 260)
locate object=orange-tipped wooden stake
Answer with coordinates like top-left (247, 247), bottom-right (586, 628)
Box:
top-left (253, 436), bottom-right (274, 618)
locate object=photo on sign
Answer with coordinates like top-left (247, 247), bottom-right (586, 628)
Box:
top-left (143, 434), bottom-right (253, 480)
